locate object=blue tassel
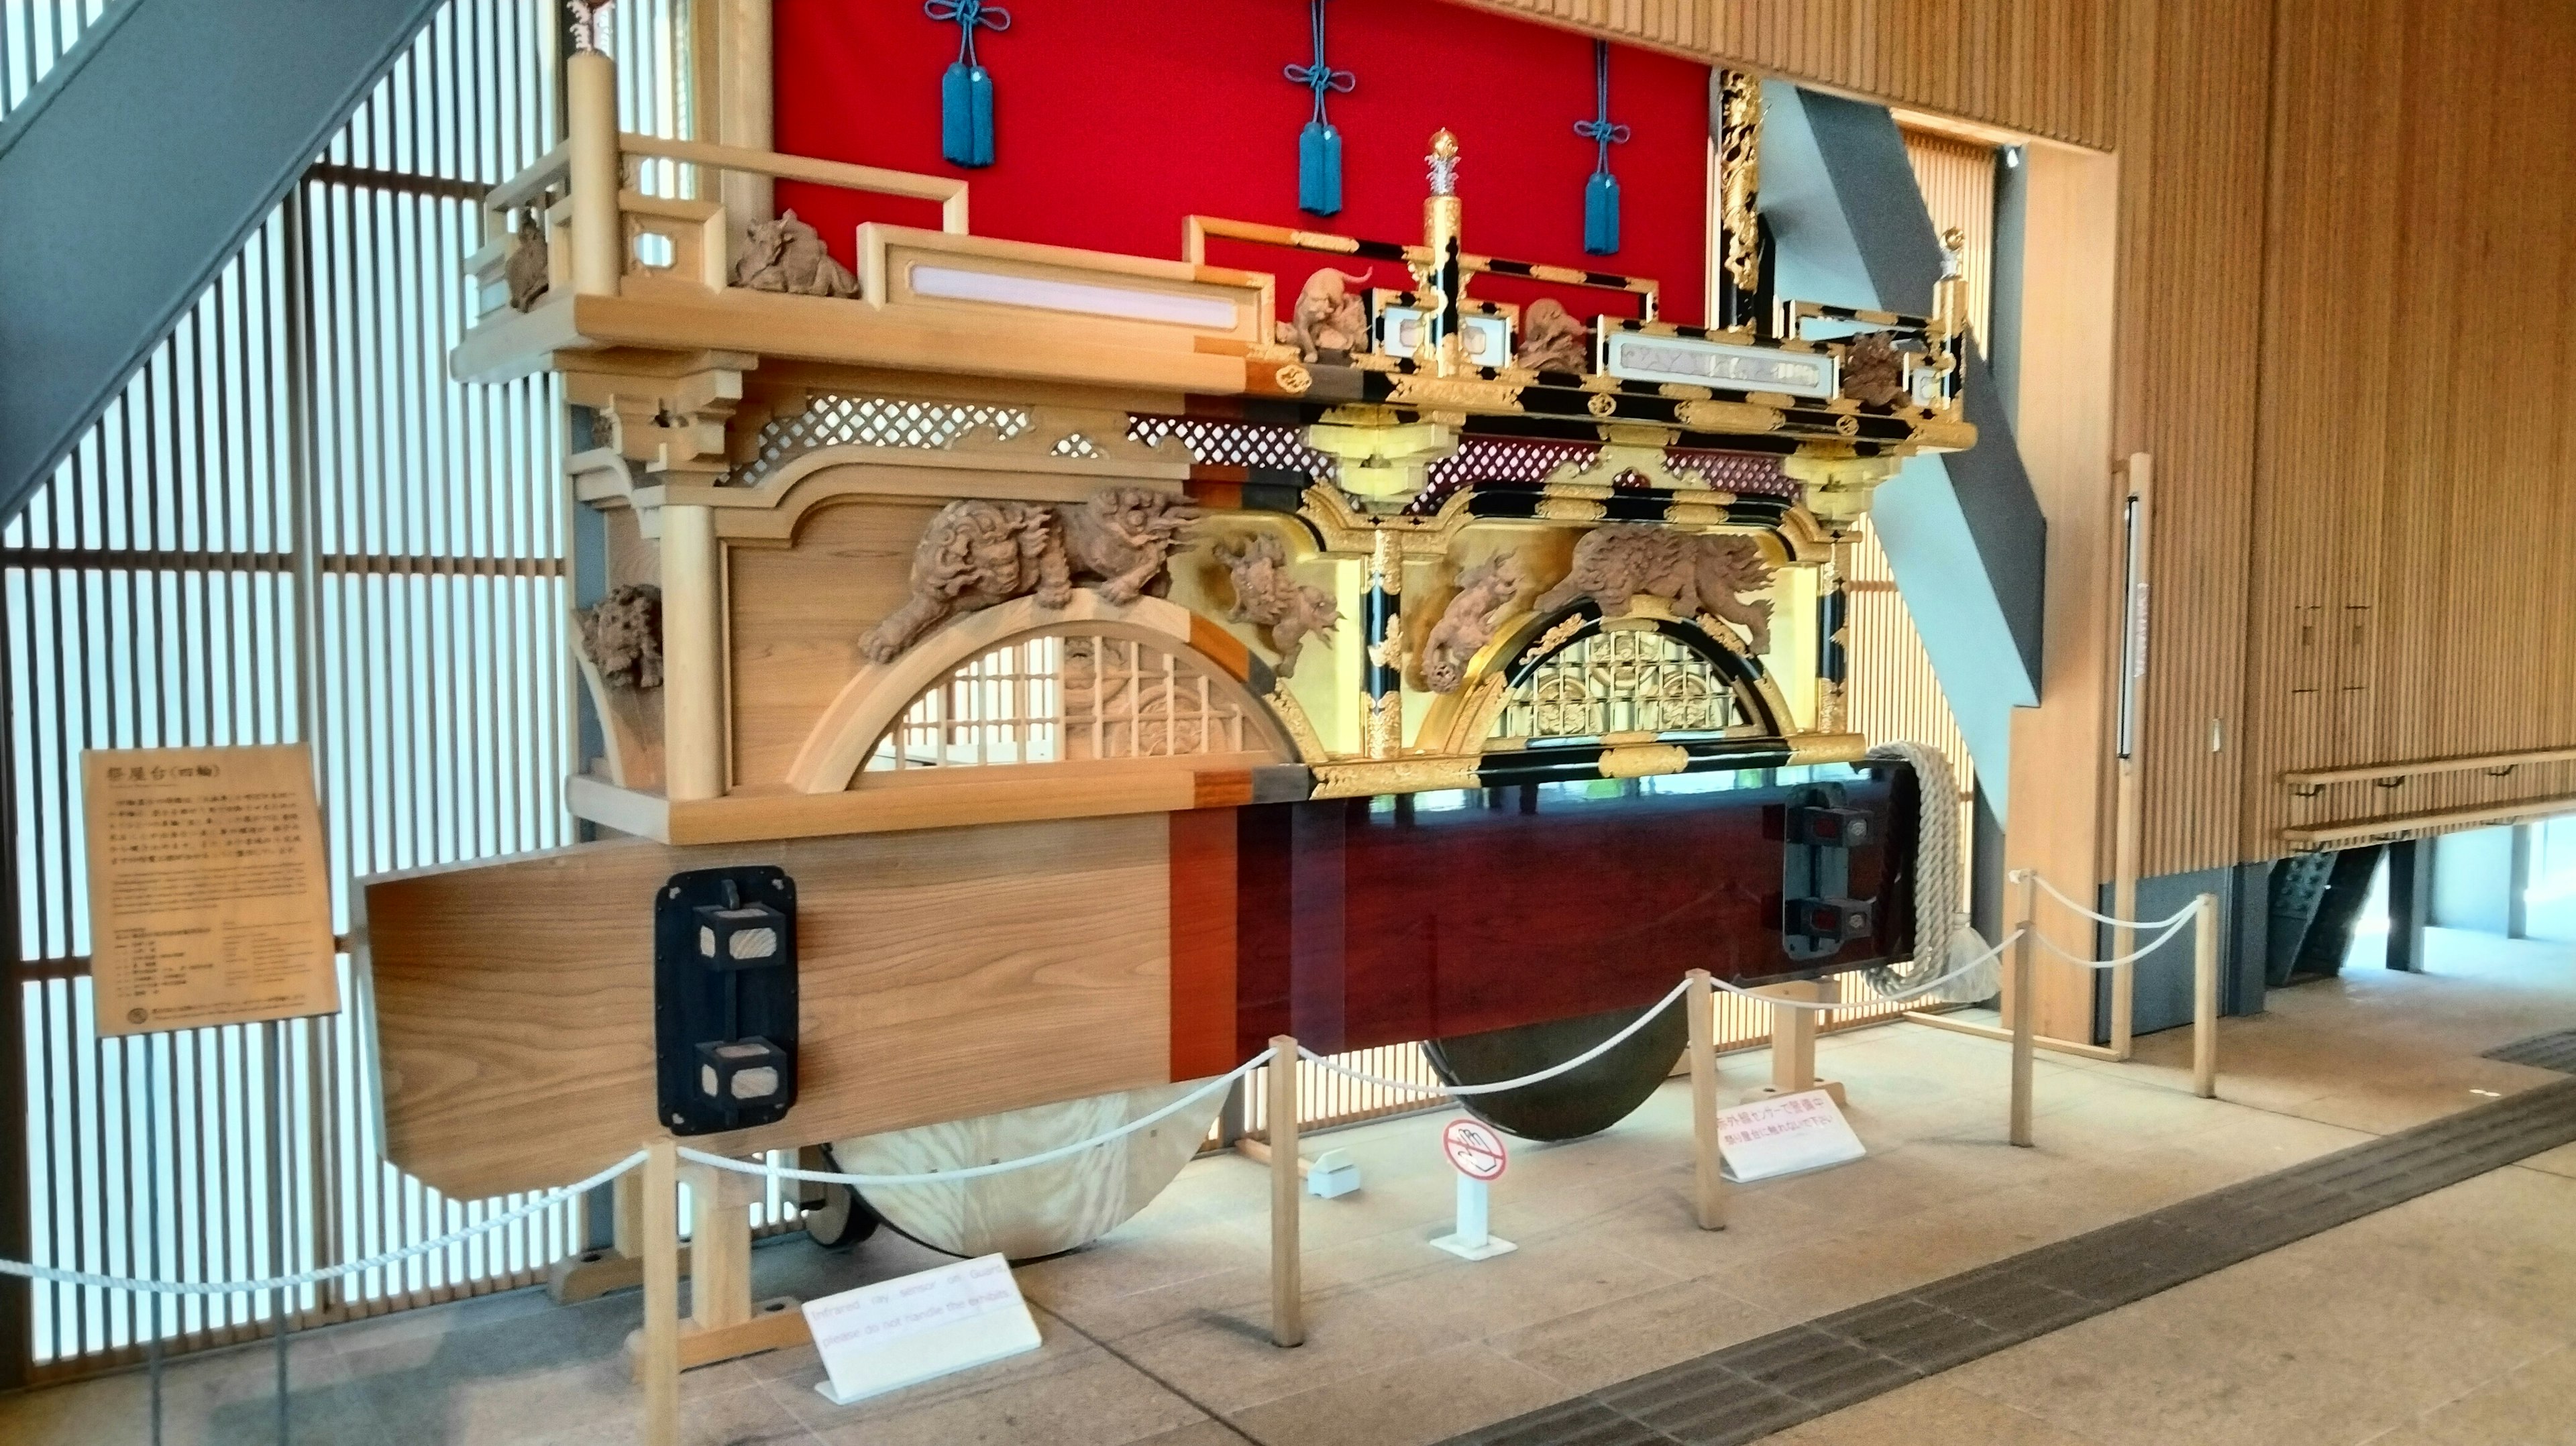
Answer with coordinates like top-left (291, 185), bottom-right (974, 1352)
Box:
top-left (1298, 120), bottom-right (1344, 216)
top-left (1583, 170), bottom-right (1621, 255)
top-left (926, 1), bottom-right (1008, 170)
top-left (941, 61), bottom-right (996, 167)
top-left (1285, 1), bottom-right (1354, 217)
top-left (1574, 41), bottom-right (1631, 256)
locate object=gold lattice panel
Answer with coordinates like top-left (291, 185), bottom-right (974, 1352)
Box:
top-left (1497, 628), bottom-right (1750, 740)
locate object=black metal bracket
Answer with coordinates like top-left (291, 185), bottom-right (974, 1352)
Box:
top-left (1782, 783), bottom-right (1877, 959)
top-left (654, 865), bottom-right (799, 1135)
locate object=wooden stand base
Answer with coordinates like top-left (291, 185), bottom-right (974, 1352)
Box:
top-left (546, 1243), bottom-right (692, 1304)
top-left (1748, 1078), bottom-right (1847, 1107)
top-left (626, 1296), bottom-right (809, 1380)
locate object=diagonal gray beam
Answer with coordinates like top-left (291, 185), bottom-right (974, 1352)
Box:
top-left (0, 0), bottom-right (446, 525)
top-left (1760, 82), bottom-right (2046, 808)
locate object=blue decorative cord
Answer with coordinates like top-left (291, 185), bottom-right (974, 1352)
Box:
top-left (1284, 0), bottom-right (1354, 215)
top-left (1574, 40), bottom-right (1630, 254)
top-left (926, 0), bottom-right (1012, 167)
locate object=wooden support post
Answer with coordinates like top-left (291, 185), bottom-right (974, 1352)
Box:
top-left (682, 1162), bottom-right (753, 1331)
top-left (2192, 891), bottom-right (2220, 1099)
top-left (1267, 1038), bottom-right (1303, 1348)
top-left (2008, 871), bottom-right (2039, 1148)
top-left (566, 49), bottom-right (623, 297)
top-left (639, 1141), bottom-right (680, 1446)
top-left (660, 503), bottom-right (725, 802)
top-left (1753, 980), bottom-right (1843, 1105)
top-left (629, 1161), bottom-right (810, 1378)
top-left (1686, 970), bottom-right (1725, 1230)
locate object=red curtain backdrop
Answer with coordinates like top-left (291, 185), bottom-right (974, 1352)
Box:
top-left (772, 0), bottom-right (1713, 325)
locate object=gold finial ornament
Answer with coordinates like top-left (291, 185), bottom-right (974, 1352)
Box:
top-left (1417, 130), bottom-right (1467, 374)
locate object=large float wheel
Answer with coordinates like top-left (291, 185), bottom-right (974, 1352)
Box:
top-left (1424, 1001), bottom-right (1690, 1142)
top-left (801, 1146), bottom-right (883, 1250)
top-left (829, 1078), bottom-right (1225, 1262)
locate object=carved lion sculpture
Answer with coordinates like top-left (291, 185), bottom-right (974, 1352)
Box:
top-left (857, 489), bottom-right (1199, 663)
top-left (1057, 486), bottom-right (1201, 604)
top-left (1842, 331), bottom-right (1905, 407)
top-left (1275, 268), bottom-right (1371, 361)
top-left (578, 583), bottom-right (663, 689)
top-left (1214, 533), bottom-right (1338, 677)
top-left (505, 207), bottom-right (549, 313)
top-left (732, 209), bottom-right (860, 298)
top-left (1515, 298), bottom-right (1591, 373)
top-left (1534, 525), bottom-right (1774, 655)
top-left (1419, 555), bottom-right (1523, 693)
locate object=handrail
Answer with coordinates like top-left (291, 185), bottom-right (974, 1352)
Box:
top-left (619, 133), bottom-right (969, 234)
top-left (2281, 792), bottom-right (2576, 848)
top-left (1183, 213), bottom-right (1659, 303)
top-left (475, 135), bottom-right (971, 236)
top-left (2282, 744), bottom-right (2576, 789)
top-left (484, 141), bottom-right (568, 213)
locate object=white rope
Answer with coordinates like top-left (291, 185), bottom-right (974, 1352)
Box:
top-left (1711, 929), bottom-right (2023, 1009)
top-left (2030, 909), bottom-right (2197, 970)
top-left (680, 1050), bottom-right (1273, 1188)
top-left (2021, 869), bottom-right (2199, 931)
top-left (0, 1150), bottom-right (648, 1297)
top-left (1863, 741), bottom-right (1964, 995)
top-left (1297, 977), bottom-right (1696, 1095)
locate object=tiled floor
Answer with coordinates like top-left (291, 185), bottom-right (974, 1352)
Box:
top-left (5, 927), bottom-right (2573, 1445)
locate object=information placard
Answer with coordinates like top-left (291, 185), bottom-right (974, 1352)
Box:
top-left (803, 1253), bottom-right (1042, 1407)
top-left (1716, 1088), bottom-right (1866, 1182)
top-left (82, 744), bottom-right (339, 1036)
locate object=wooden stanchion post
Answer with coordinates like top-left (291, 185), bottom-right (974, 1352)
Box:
top-left (565, 49), bottom-right (623, 297)
top-left (2008, 871), bottom-right (2039, 1148)
top-left (1267, 1038), bottom-right (1303, 1347)
top-left (2192, 891), bottom-right (2220, 1099)
top-left (639, 1141), bottom-right (680, 1446)
top-left (1686, 970), bottom-right (1725, 1229)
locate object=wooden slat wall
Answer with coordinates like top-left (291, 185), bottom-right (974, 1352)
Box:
top-left (2111, 0), bottom-right (2275, 875)
top-left (2246, 0), bottom-right (2576, 854)
top-left (1450, 1), bottom-right (2115, 148)
top-left (1902, 129), bottom-right (1996, 343)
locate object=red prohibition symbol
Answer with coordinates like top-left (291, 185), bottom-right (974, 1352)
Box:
top-left (1441, 1118), bottom-right (1509, 1182)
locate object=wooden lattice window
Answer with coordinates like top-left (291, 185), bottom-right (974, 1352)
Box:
top-left (867, 632), bottom-right (1254, 770)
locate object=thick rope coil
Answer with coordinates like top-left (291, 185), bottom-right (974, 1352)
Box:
top-left (1862, 741), bottom-right (1996, 1004)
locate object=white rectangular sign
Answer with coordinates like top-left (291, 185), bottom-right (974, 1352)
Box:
top-left (1716, 1089), bottom-right (1867, 1182)
top-left (802, 1253), bottom-right (1042, 1407)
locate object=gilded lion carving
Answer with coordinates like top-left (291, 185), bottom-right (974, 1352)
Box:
top-left (1534, 526), bottom-right (1774, 655)
top-left (1420, 555), bottom-right (1523, 693)
top-left (858, 488), bottom-right (1200, 663)
top-left (1214, 533), bottom-right (1338, 677)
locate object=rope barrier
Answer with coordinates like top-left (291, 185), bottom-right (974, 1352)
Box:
top-left (680, 1049), bottom-right (1273, 1189)
top-left (2021, 869), bottom-right (2199, 931)
top-left (0, 1150), bottom-right (647, 1297)
top-left (2030, 909), bottom-right (2198, 970)
top-left (1298, 977), bottom-right (1695, 1095)
top-left (1709, 929), bottom-right (2023, 1010)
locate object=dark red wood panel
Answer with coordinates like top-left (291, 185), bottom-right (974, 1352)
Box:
top-left (1229, 773), bottom-right (1914, 1058)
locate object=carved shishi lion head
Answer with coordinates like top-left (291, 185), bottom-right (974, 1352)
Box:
top-left (578, 583), bottom-right (663, 690)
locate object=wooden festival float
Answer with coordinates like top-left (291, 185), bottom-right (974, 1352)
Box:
top-left (360, 48), bottom-right (1974, 1363)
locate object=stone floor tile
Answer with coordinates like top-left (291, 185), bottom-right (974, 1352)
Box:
top-left (1763, 1377), bottom-right (2104, 1445)
top-left (1487, 1277), bottom-right (1792, 1394)
top-left (1228, 1341), bottom-right (1576, 1446)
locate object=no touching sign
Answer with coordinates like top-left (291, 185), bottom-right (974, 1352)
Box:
top-left (1441, 1118), bottom-right (1509, 1181)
